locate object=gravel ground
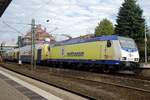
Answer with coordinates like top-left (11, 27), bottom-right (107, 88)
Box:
top-left (140, 69), bottom-right (150, 77)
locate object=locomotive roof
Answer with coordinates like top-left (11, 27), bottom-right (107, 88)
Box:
top-left (54, 35), bottom-right (120, 46)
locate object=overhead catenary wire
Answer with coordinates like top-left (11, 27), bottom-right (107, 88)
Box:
top-left (26, 0), bottom-right (52, 20)
top-left (1, 0), bottom-right (102, 41)
top-left (3, 0), bottom-right (100, 33)
top-left (2, 21), bottom-right (24, 36)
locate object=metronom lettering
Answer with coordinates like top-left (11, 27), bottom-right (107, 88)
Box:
top-left (67, 52), bottom-right (84, 57)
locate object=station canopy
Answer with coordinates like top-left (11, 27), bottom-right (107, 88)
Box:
top-left (0, 0), bottom-right (12, 17)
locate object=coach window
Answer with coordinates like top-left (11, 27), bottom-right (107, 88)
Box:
top-left (107, 40), bottom-right (112, 48)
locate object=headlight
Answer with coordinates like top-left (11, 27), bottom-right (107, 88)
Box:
top-left (134, 58), bottom-right (139, 61)
top-left (122, 57), bottom-right (127, 60)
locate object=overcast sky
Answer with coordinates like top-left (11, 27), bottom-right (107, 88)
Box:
top-left (0, 0), bottom-right (149, 45)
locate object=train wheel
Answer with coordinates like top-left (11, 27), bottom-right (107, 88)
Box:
top-left (133, 68), bottom-right (142, 75)
top-left (132, 63), bottom-right (141, 75)
top-left (102, 66), bottom-right (110, 73)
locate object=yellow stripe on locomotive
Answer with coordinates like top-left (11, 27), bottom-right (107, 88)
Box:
top-left (49, 41), bottom-right (115, 60)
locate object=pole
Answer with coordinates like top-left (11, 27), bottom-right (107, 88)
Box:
top-left (33, 22), bottom-right (36, 69)
top-left (0, 42), bottom-right (4, 56)
top-left (0, 42), bottom-right (5, 62)
top-left (18, 36), bottom-right (22, 65)
top-left (145, 24), bottom-right (147, 64)
top-left (31, 19), bottom-right (36, 69)
top-left (0, 43), bottom-right (2, 56)
top-left (0, 43), bottom-right (3, 62)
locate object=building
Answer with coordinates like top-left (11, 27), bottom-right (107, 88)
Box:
top-left (22, 24), bottom-right (55, 46)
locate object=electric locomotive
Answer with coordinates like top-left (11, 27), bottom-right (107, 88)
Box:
top-left (47, 35), bottom-right (139, 72)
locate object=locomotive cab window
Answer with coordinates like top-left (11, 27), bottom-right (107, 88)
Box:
top-left (107, 40), bottom-right (112, 47)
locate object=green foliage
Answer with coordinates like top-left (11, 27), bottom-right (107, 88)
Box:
top-left (94, 18), bottom-right (114, 37)
top-left (115, 0), bottom-right (145, 42)
top-left (146, 26), bottom-right (150, 36)
top-left (137, 35), bottom-right (150, 62)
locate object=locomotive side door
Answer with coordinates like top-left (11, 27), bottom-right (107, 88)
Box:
top-left (104, 40), bottom-right (114, 60)
top-left (17, 51), bottom-right (19, 60)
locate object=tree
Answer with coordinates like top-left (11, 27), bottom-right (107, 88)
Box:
top-left (94, 18), bottom-right (114, 37)
top-left (146, 26), bottom-right (150, 36)
top-left (115, 0), bottom-right (145, 42)
top-left (147, 32), bottom-right (150, 61)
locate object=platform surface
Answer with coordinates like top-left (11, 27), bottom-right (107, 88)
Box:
top-left (0, 66), bottom-right (87, 100)
top-left (0, 67), bottom-right (62, 100)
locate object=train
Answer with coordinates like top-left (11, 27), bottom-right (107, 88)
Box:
top-left (2, 35), bottom-right (140, 73)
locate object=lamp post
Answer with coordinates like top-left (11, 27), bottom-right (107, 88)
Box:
top-left (145, 24), bottom-right (147, 64)
top-left (31, 19), bottom-right (50, 70)
top-left (31, 19), bottom-right (36, 70)
top-left (18, 36), bottom-right (22, 65)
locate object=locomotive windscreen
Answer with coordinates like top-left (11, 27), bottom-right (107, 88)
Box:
top-left (119, 37), bottom-right (137, 49)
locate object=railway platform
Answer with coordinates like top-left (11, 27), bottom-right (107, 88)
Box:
top-left (140, 63), bottom-right (150, 68)
top-left (0, 66), bottom-right (87, 100)
top-left (0, 75), bottom-right (29, 100)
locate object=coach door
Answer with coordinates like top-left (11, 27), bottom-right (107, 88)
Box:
top-left (17, 51), bottom-right (19, 60)
top-left (46, 45), bottom-right (51, 59)
top-left (37, 49), bottom-right (42, 63)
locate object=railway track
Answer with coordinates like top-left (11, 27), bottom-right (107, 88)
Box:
top-left (45, 68), bottom-right (150, 93)
top-left (37, 66), bottom-right (150, 94)
top-left (30, 64), bottom-right (150, 93)
top-left (1, 62), bottom-right (150, 100)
